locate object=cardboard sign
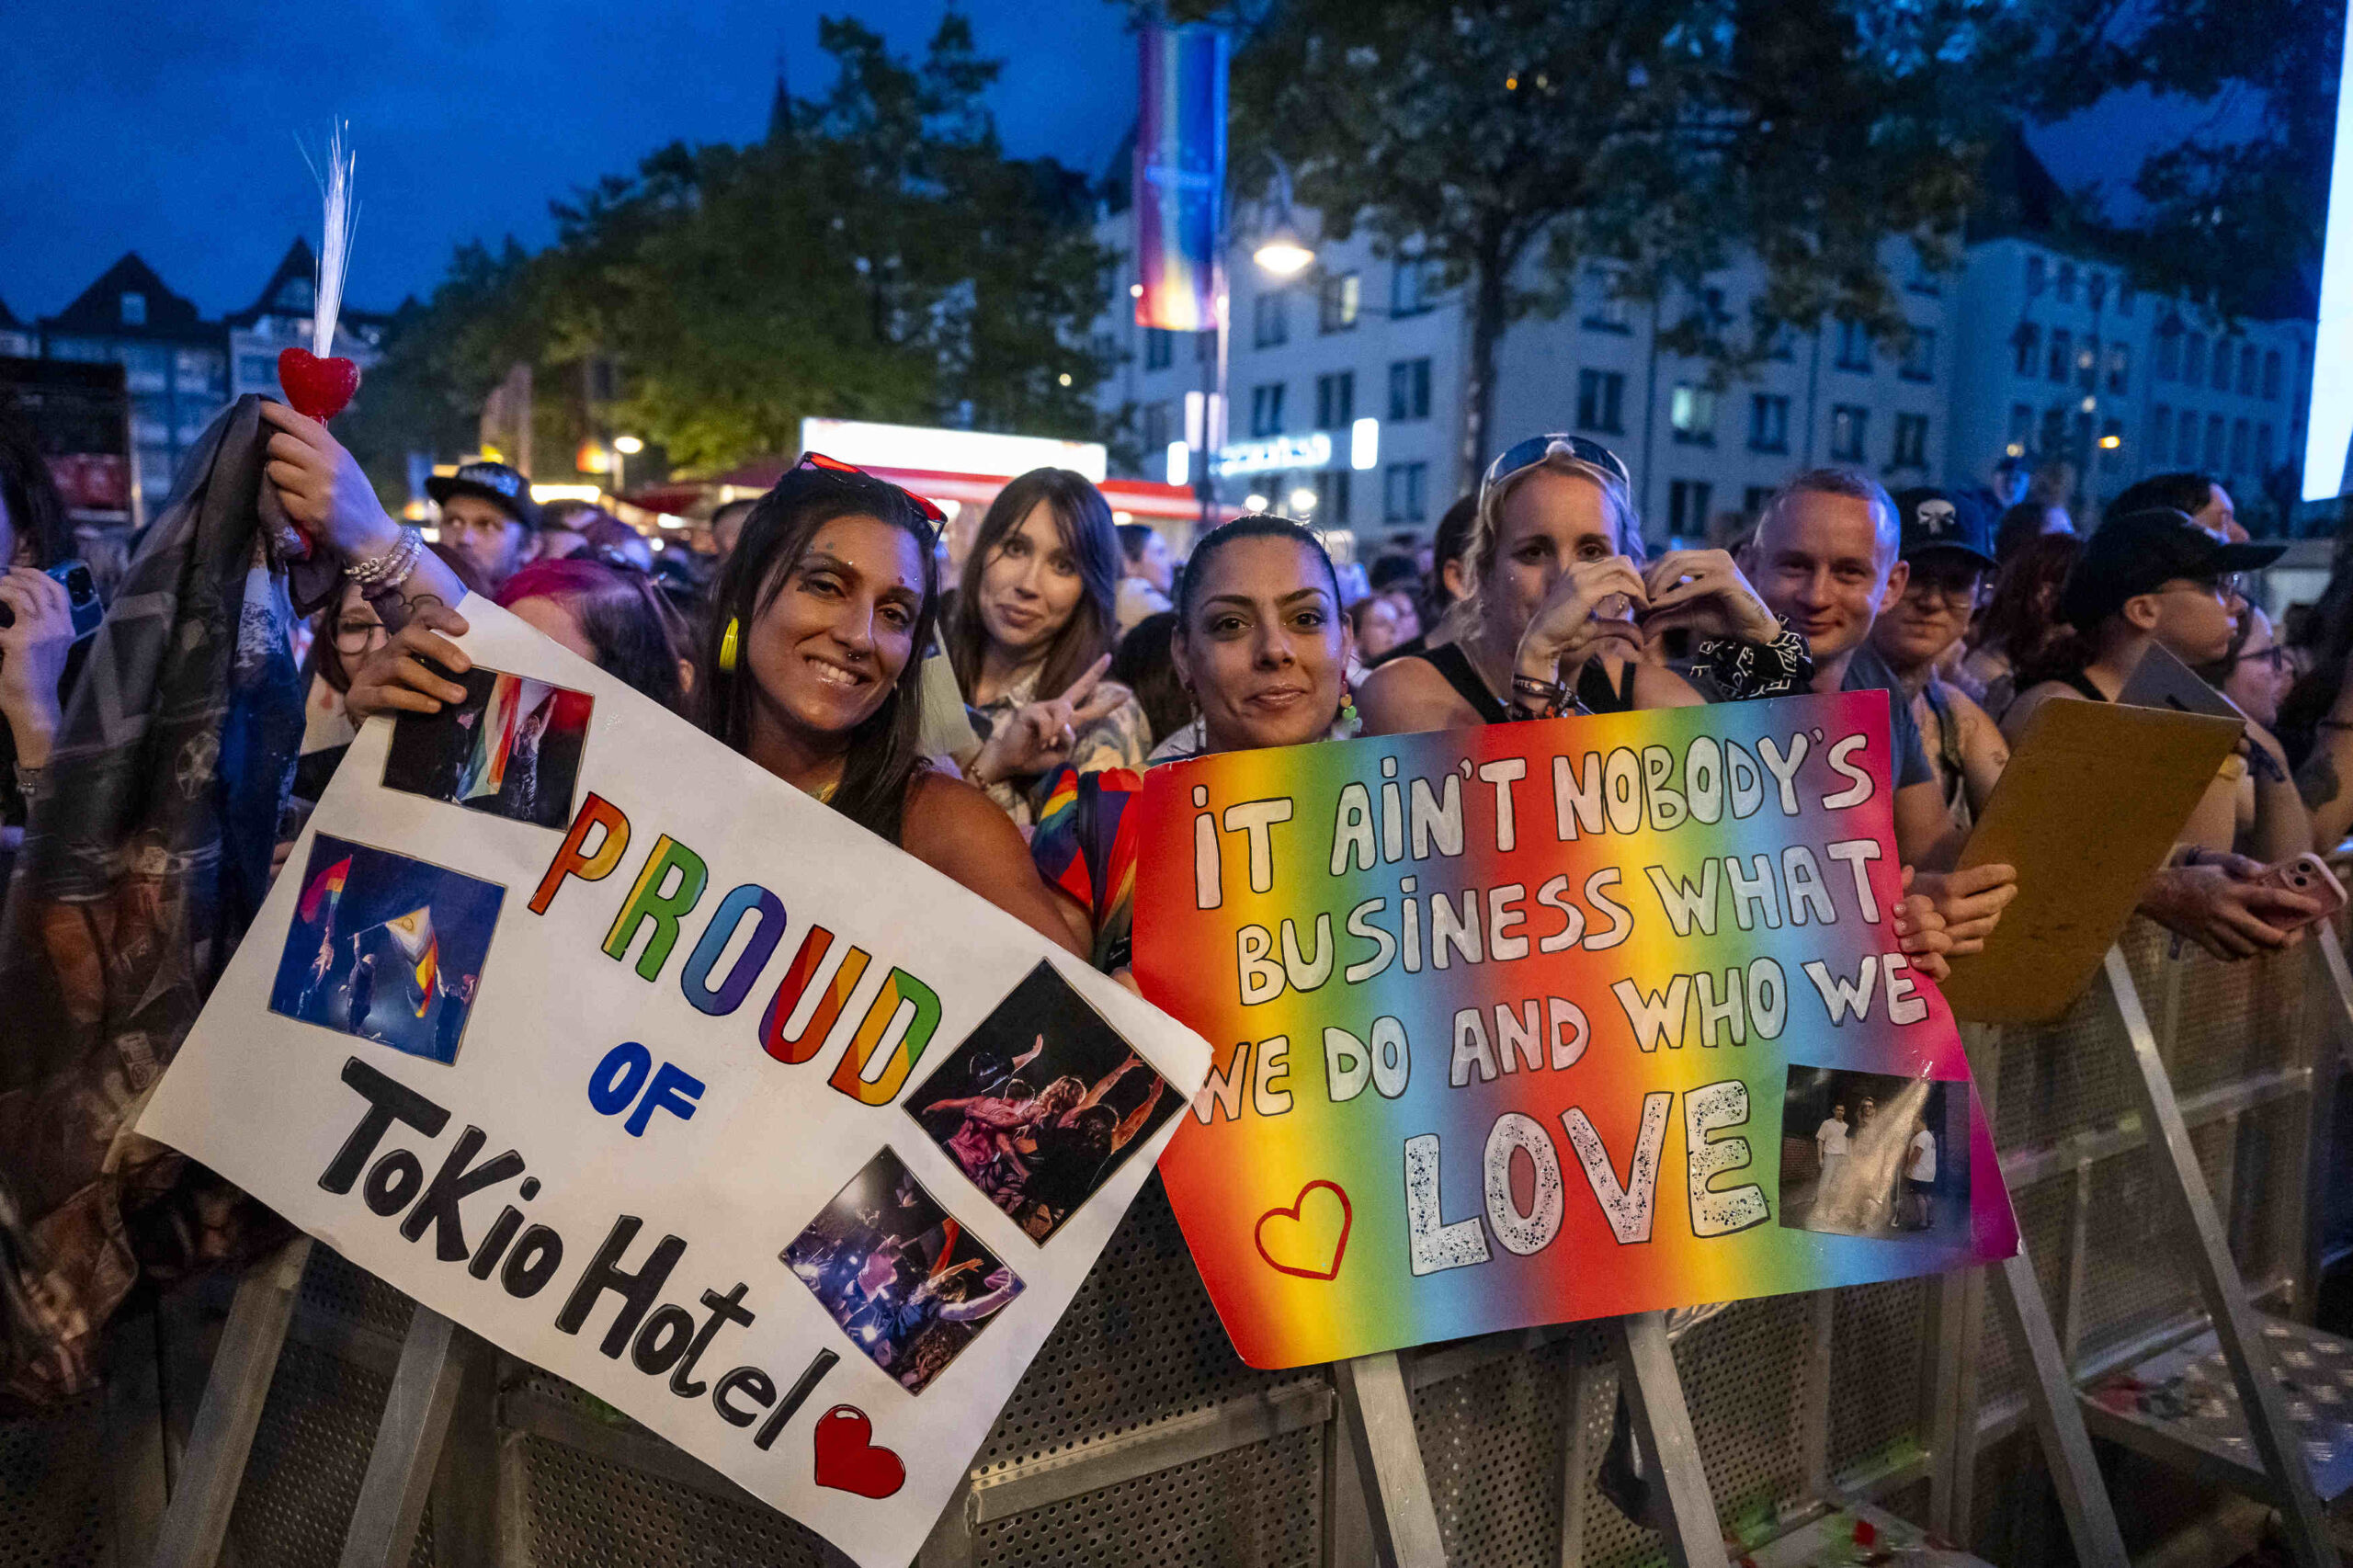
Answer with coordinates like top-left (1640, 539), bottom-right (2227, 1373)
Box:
top-left (1942, 699), bottom-right (2241, 1023)
top-left (139, 599), bottom-right (1211, 1568)
top-left (1134, 692), bottom-right (2017, 1369)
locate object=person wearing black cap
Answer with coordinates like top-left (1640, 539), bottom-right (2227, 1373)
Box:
top-left (426, 460), bottom-right (540, 593)
top-left (1869, 489), bottom-right (2008, 841)
top-left (2004, 506), bottom-right (2325, 958)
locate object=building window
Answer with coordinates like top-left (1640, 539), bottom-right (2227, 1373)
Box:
top-left (1391, 259), bottom-right (1435, 317)
top-left (2099, 417), bottom-right (2125, 472)
top-left (1315, 371), bottom-right (1355, 430)
top-left (2156, 328), bottom-right (2181, 381)
top-left (2150, 404), bottom-right (2171, 463)
top-left (1387, 358), bottom-right (1432, 422)
top-left (1835, 320), bottom-right (1872, 372)
top-left (1892, 413), bottom-right (1929, 471)
top-left (1748, 393), bottom-right (1790, 453)
top-left (1197, 331), bottom-right (1214, 363)
top-left (2257, 423), bottom-right (2275, 470)
top-left (2013, 323), bottom-right (2040, 377)
top-left (2107, 344), bottom-right (2131, 395)
top-left (2212, 341), bottom-right (2234, 393)
top-left (1253, 289), bottom-right (1290, 348)
top-left (2087, 272), bottom-right (2108, 311)
top-left (2048, 329), bottom-right (2072, 384)
top-left (2264, 350), bottom-right (2283, 401)
top-left (2237, 344), bottom-right (2257, 396)
top-left (1576, 369), bottom-right (1626, 434)
top-left (2184, 331), bottom-right (2206, 384)
top-left (2009, 403), bottom-right (2034, 448)
top-left (1667, 481), bottom-right (1713, 538)
top-left (238, 353), bottom-right (278, 387)
top-left (1829, 404), bottom-right (1869, 462)
top-left (1767, 324), bottom-right (1798, 362)
top-left (2231, 419), bottom-right (2251, 474)
top-left (1142, 401), bottom-right (1174, 453)
top-left (1143, 329), bottom-right (1173, 370)
top-left (119, 291), bottom-right (147, 326)
top-left (2076, 336), bottom-right (2098, 391)
top-left (2177, 408), bottom-right (2198, 462)
top-left (2025, 254), bottom-right (2046, 295)
top-left (1581, 268), bottom-right (1632, 333)
top-left (2204, 414), bottom-right (2224, 469)
top-left (1319, 271), bottom-right (1361, 334)
top-left (1250, 381), bottom-right (1287, 437)
top-left (1743, 485), bottom-right (1775, 518)
top-left (2055, 263), bottom-right (2076, 303)
top-left (1669, 384), bottom-right (1717, 446)
top-left (1384, 461), bottom-right (1428, 524)
top-left (1899, 328), bottom-right (1935, 382)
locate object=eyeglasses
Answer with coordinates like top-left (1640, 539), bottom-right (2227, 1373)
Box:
top-left (2235, 644), bottom-right (2293, 674)
top-left (1903, 572), bottom-right (1985, 608)
top-left (792, 450), bottom-right (948, 526)
top-left (1483, 433), bottom-right (1632, 496)
top-left (2156, 575), bottom-right (2244, 605)
top-left (332, 617), bottom-right (389, 654)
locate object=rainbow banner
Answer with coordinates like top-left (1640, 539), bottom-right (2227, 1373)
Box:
top-left (1133, 26), bottom-right (1226, 333)
top-left (1136, 692), bottom-right (2018, 1369)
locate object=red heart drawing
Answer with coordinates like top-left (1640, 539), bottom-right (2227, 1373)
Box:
top-left (812, 1404), bottom-right (905, 1499)
top-left (278, 347), bottom-right (361, 422)
top-left (1254, 1179), bottom-right (1352, 1280)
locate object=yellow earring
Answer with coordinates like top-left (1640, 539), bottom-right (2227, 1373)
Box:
top-left (719, 617), bottom-right (741, 674)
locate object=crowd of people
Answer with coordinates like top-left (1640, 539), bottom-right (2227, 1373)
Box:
top-left (3, 391), bottom-right (2346, 977)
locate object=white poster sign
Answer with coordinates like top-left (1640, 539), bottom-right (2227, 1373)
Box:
top-left (139, 599), bottom-right (1211, 1568)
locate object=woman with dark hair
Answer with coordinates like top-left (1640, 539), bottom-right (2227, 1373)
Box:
top-left (946, 468), bottom-right (1149, 826)
top-left (0, 403), bottom-right (81, 851)
top-left (1106, 610), bottom-right (1193, 748)
top-left (1962, 531), bottom-right (2083, 720)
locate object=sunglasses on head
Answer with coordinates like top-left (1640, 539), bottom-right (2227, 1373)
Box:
top-left (1483, 433), bottom-right (1633, 495)
top-left (792, 450), bottom-right (948, 526)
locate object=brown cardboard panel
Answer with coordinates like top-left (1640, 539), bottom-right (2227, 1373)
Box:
top-left (1940, 699), bottom-right (2239, 1023)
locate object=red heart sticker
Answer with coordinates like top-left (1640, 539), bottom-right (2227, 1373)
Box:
top-left (812, 1404), bottom-right (905, 1499)
top-left (1254, 1179), bottom-right (1352, 1280)
top-left (278, 347), bottom-right (361, 422)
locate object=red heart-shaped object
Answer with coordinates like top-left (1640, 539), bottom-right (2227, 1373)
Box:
top-left (278, 347), bottom-right (361, 422)
top-left (812, 1404), bottom-right (905, 1499)
top-left (1254, 1179), bottom-right (1352, 1281)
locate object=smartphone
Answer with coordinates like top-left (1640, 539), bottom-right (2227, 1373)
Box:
top-left (0, 560), bottom-right (103, 643)
top-left (2255, 853), bottom-right (2349, 934)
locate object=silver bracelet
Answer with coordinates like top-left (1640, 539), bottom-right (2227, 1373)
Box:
top-left (347, 526), bottom-right (423, 590)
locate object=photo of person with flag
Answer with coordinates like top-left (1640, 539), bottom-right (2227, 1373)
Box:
top-left (381, 665), bottom-right (594, 829)
top-left (268, 834), bottom-right (506, 1065)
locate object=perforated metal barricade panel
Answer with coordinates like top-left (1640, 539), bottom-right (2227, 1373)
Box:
top-left (1411, 1333), bottom-right (1581, 1565)
top-left (517, 1430), bottom-right (848, 1567)
top-left (1678, 1297), bottom-right (1816, 1537)
top-left (972, 1424), bottom-right (1322, 1568)
top-left (1828, 1278), bottom-right (1928, 1486)
top-left (0, 1392), bottom-right (106, 1568)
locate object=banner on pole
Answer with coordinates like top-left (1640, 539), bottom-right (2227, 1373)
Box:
top-left (1133, 25), bottom-right (1228, 333)
top-left (140, 600), bottom-right (1211, 1568)
top-left (1135, 693), bottom-right (2018, 1369)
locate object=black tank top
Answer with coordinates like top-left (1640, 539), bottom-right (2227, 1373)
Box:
top-left (1413, 642), bottom-right (1636, 724)
top-left (2062, 669), bottom-right (2108, 702)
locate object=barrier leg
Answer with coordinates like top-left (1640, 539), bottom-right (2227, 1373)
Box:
top-left (337, 1307), bottom-right (474, 1568)
top-left (1984, 1239), bottom-right (2130, 1568)
top-left (2100, 946), bottom-right (2340, 1568)
top-left (1557, 1355), bottom-right (1595, 1568)
top-left (1608, 1312), bottom-right (1727, 1568)
top-left (105, 1308), bottom-right (170, 1567)
top-left (1331, 1351), bottom-right (1447, 1567)
top-left (147, 1236), bottom-right (313, 1568)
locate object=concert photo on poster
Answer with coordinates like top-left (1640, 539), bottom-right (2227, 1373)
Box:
top-left (381, 666), bottom-right (594, 829)
top-left (781, 1147), bottom-right (1024, 1396)
top-left (1777, 1064), bottom-right (1972, 1242)
top-left (267, 834), bottom-right (506, 1066)
top-left (904, 961), bottom-right (1179, 1244)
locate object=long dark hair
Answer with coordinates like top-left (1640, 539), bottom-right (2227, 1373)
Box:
top-left (948, 468), bottom-right (1119, 705)
top-left (696, 466), bottom-right (941, 846)
top-left (497, 558), bottom-right (693, 712)
top-left (0, 400), bottom-right (69, 568)
top-left (1994, 532), bottom-right (2092, 691)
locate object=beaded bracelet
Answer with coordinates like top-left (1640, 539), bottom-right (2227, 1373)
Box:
top-left (347, 526), bottom-right (424, 591)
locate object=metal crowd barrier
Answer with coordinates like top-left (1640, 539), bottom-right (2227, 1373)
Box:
top-left (0, 915), bottom-right (2341, 1568)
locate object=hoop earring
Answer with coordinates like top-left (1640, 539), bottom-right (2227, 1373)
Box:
top-left (719, 618), bottom-right (741, 674)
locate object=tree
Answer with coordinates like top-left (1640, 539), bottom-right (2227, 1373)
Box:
top-left (1165, 0), bottom-right (2034, 476)
top-left (348, 16), bottom-right (1116, 496)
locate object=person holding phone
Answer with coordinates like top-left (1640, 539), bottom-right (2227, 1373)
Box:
top-left (0, 407), bottom-right (83, 851)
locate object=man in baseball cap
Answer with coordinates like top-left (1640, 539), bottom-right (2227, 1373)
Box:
top-left (1869, 488), bottom-right (2006, 839)
top-left (426, 460), bottom-right (541, 591)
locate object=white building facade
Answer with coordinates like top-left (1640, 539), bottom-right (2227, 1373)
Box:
top-left (1092, 219), bottom-right (2315, 554)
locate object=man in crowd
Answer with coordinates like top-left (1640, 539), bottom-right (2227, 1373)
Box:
top-left (532, 499), bottom-right (599, 563)
top-left (1902, 1112), bottom-right (1938, 1232)
top-left (709, 496), bottom-right (757, 562)
top-left (2110, 471), bottom-right (2245, 544)
top-left (426, 460), bottom-right (539, 593)
top-left (1870, 489), bottom-right (2009, 840)
top-left (1115, 522), bottom-right (1175, 632)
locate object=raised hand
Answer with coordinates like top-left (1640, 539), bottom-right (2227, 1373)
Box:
top-left (0, 567), bottom-right (74, 769)
top-left (972, 653), bottom-right (1129, 785)
top-left (1514, 558), bottom-right (1649, 688)
top-left (1639, 549), bottom-right (1780, 645)
top-left (345, 604), bottom-right (475, 722)
top-left (1908, 862), bottom-right (2019, 955)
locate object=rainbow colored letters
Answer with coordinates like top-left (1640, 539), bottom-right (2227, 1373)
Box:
top-left (1136, 692), bottom-right (2018, 1369)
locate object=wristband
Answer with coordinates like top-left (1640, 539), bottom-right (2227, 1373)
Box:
top-left (347, 526), bottom-right (424, 591)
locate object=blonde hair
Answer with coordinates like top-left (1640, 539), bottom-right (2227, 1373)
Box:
top-left (1461, 449), bottom-right (1644, 640)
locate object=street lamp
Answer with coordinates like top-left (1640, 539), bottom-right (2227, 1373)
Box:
top-left (1252, 156), bottom-right (1315, 278)
top-left (611, 434), bottom-right (643, 500)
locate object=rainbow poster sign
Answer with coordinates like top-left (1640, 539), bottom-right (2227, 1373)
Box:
top-left (1132, 25), bottom-right (1226, 333)
top-left (1135, 692), bottom-right (2018, 1369)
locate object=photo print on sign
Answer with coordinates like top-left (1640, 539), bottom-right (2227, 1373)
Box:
top-left (904, 961), bottom-right (1180, 1244)
top-left (381, 666), bottom-right (595, 829)
top-left (780, 1147), bottom-right (1024, 1396)
top-left (1777, 1064), bottom-right (1971, 1241)
top-left (268, 834), bottom-right (505, 1066)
